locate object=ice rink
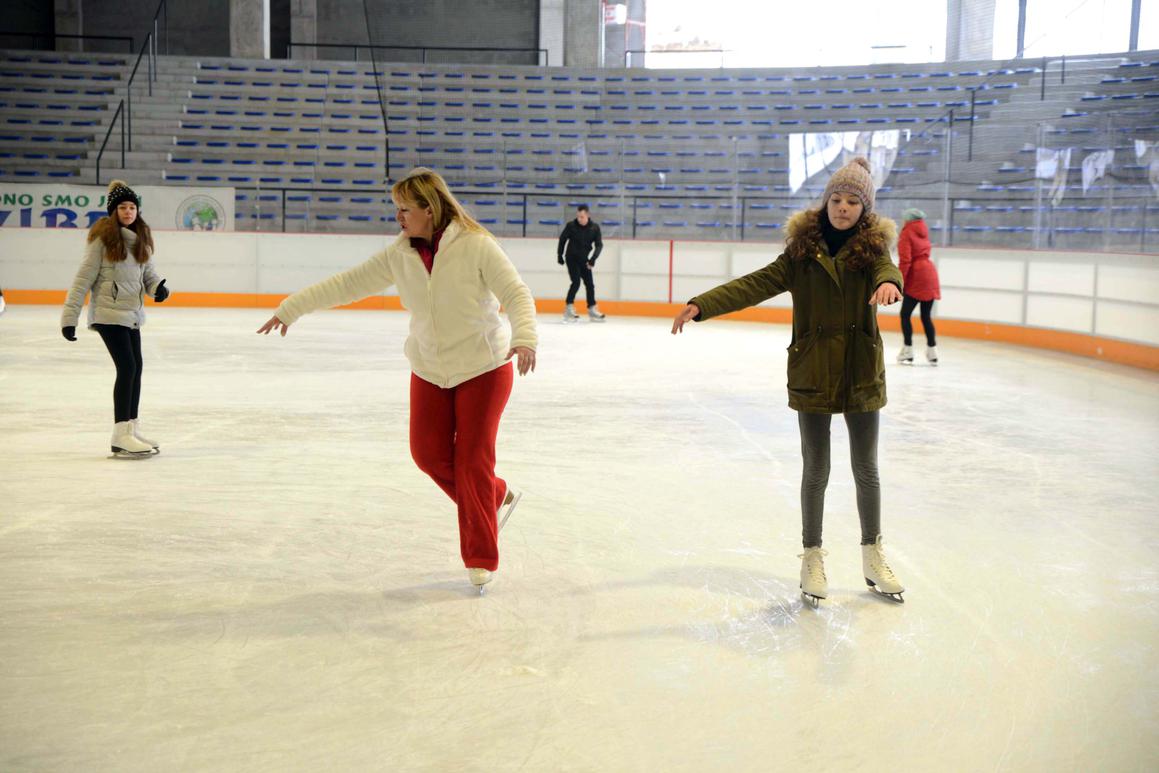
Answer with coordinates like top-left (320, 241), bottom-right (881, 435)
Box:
top-left (2, 304), bottom-right (1157, 772)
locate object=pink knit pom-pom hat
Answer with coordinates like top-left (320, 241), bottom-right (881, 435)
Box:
top-left (822, 157), bottom-right (875, 214)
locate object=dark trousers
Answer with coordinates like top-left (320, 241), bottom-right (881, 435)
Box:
top-left (900, 295), bottom-right (936, 347)
top-left (94, 324), bottom-right (143, 423)
top-left (565, 256), bottom-right (596, 306)
top-left (798, 411), bottom-right (881, 548)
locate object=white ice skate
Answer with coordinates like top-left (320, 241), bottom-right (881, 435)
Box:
top-left (468, 567), bottom-right (493, 594)
top-left (799, 547), bottom-right (828, 608)
top-left (862, 536), bottom-right (905, 603)
top-left (588, 304), bottom-right (607, 322)
top-left (0, 295), bottom-right (6, 316)
top-left (926, 346), bottom-right (938, 366)
top-left (130, 419), bottom-right (160, 453)
top-left (563, 304), bottom-right (580, 323)
top-left (498, 486), bottom-right (523, 532)
top-left (896, 345), bottom-right (914, 364)
top-left (110, 421), bottom-right (155, 459)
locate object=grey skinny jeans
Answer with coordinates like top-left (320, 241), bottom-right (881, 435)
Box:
top-left (798, 410), bottom-right (881, 548)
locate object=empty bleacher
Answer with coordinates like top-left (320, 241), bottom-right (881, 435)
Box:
top-left (1, 47), bottom-right (1156, 250)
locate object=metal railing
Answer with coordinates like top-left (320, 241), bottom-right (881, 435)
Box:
top-left (0, 31), bottom-right (134, 53)
top-left (152, 0), bottom-right (169, 57)
top-left (231, 185), bottom-right (1157, 253)
top-left (288, 41), bottom-right (548, 66)
top-left (94, 99), bottom-right (126, 184)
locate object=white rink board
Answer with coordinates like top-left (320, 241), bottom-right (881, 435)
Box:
top-left (1, 229), bottom-right (1157, 346)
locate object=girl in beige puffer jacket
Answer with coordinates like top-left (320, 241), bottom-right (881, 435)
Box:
top-left (61, 180), bottom-right (170, 458)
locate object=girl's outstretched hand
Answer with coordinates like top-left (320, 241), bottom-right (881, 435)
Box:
top-left (671, 303), bottom-right (700, 334)
top-left (507, 346), bottom-right (536, 375)
top-left (257, 315), bottom-right (290, 336)
top-left (870, 283), bottom-right (902, 306)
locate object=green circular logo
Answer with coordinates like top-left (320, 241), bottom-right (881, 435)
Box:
top-left (176, 195), bottom-right (227, 231)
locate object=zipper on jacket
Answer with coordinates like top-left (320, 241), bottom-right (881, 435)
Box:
top-left (845, 321), bottom-right (857, 411)
top-left (426, 271), bottom-right (446, 387)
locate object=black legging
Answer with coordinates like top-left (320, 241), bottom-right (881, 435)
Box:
top-left (900, 295), bottom-right (936, 347)
top-left (798, 410), bottom-right (881, 548)
top-left (564, 256), bottom-right (596, 306)
top-left (94, 324), bottom-right (143, 423)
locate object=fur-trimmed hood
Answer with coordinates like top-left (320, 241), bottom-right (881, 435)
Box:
top-left (783, 208), bottom-right (897, 270)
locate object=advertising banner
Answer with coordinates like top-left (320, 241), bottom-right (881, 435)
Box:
top-left (0, 183), bottom-right (235, 231)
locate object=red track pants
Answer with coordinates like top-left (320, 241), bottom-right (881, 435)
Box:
top-left (409, 363), bottom-right (513, 571)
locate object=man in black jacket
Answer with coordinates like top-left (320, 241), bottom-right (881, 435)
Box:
top-left (557, 205), bottom-right (606, 322)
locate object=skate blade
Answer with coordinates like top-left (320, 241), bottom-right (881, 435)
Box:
top-left (109, 449), bottom-right (155, 460)
top-left (800, 589), bottom-right (824, 609)
top-left (498, 489), bottom-right (523, 532)
top-left (866, 579), bottom-right (905, 603)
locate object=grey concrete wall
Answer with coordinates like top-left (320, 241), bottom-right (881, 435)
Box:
top-left (564, 0), bottom-right (598, 67)
top-left (289, 0), bottom-right (316, 59)
top-left (540, 0), bottom-right (565, 66)
top-left (76, 0), bottom-right (231, 56)
top-left (318, 0), bottom-right (540, 64)
top-left (946, 0), bottom-right (996, 61)
top-left (230, 0), bottom-right (268, 58)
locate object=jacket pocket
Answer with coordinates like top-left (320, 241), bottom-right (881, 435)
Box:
top-left (786, 329), bottom-right (824, 394)
top-left (110, 280), bottom-right (136, 310)
top-left (851, 328), bottom-right (885, 390)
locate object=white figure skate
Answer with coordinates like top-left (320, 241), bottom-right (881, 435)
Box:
top-left (799, 547), bottom-right (828, 608)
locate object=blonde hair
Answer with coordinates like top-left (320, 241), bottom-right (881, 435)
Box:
top-left (390, 167), bottom-right (487, 234)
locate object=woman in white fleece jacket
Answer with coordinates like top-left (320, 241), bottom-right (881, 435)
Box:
top-left (258, 168), bottom-right (538, 592)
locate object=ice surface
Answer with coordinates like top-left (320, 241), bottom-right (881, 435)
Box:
top-left (1, 305), bottom-right (1157, 771)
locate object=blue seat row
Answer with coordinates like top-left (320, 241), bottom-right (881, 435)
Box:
top-left (0, 69), bottom-right (116, 82)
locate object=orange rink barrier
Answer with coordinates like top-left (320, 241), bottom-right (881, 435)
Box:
top-left (8, 289), bottom-right (1157, 372)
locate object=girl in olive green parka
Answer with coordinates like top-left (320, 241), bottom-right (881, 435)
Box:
top-left (672, 158), bottom-right (907, 606)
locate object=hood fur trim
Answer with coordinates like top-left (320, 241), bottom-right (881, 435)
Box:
top-left (783, 208), bottom-right (897, 270)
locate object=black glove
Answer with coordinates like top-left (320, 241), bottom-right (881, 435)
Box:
top-left (153, 279), bottom-right (169, 303)
top-left (62, 326), bottom-right (77, 341)
top-left (557, 256), bottom-right (564, 265)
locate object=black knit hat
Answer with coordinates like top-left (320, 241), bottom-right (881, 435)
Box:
top-left (106, 179), bottom-right (140, 215)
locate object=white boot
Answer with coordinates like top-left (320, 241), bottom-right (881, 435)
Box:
top-left (896, 345), bottom-right (913, 364)
top-left (468, 568), bottom-right (493, 594)
top-left (862, 536), bottom-right (905, 602)
top-left (130, 419), bottom-right (159, 452)
top-left (926, 346), bottom-right (938, 366)
top-left (498, 486), bottom-right (522, 532)
top-left (563, 304), bottom-right (580, 323)
top-left (0, 295), bottom-right (6, 315)
top-left (799, 547), bottom-right (828, 606)
top-left (588, 304), bottom-right (606, 322)
top-left (110, 421), bottom-right (155, 458)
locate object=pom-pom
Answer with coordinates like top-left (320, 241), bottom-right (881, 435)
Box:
top-left (851, 157), bottom-right (871, 172)
top-left (107, 179), bottom-right (128, 194)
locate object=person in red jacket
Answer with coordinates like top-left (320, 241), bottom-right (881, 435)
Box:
top-left (896, 208), bottom-right (941, 365)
